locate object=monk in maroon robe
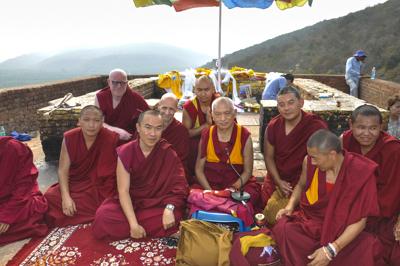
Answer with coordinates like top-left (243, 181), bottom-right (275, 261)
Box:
top-left (195, 97), bottom-right (262, 211)
top-left (95, 68), bottom-right (149, 143)
top-left (342, 104), bottom-right (400, 265)
top-left (158, 93), bottom-right (190, 182)
top-left (273, 129), bottom-right (383, 266)
top-left (262, 86), bottom-right (327, 206)
top-left (92, 110), bottom-right (188, 240)
top-left (45, 105), bottom-right (119, 227)
top-left (0, 137), bottom-right (48, 246)
top-left (183, 75), bottom-right (218, 177)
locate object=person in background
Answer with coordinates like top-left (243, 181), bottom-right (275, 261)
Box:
top-left (345, 50), bottom-right (367, 98)
top-left (387, 95), bottom-right (400, 139)
top-left (261, 73), bottom-right (294, 100)
top-left (95, 68), bottom-right (149, 143)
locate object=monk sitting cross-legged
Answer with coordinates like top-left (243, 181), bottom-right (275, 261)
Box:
top-left (183, 75), bottom-right (219, 178)
top-left (44, 105), bottom-right (119, 227)
top-left (262, 86), bottom-right (327, 222)
top-left (273, 129), bottom-right (383, 266)
top-left (157, 93), bottom-right (190, 183)
top-left (95, 68), bottom-right (149, 143)
top-left (342, 104), bottom-right (400, 265)
top-left (0, 137), bottom-right (48, 246)
top-left (92, 110), bottom-right (189, 240)
top-left (194, 97), bottom-right (262, 211)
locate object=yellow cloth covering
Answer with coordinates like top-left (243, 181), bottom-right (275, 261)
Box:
top-left (158, 71), bottom-right (183, 99)
top-left (133, 0), bottom-right (172, 8)
top-left (263, 190), bottom-right (289, 225)
top-left (305, 168), bottom-right (319, 205)
top-left (206, 124), bottom-right (244, 164)
top-left (240, 233), bottom-right (275, 256)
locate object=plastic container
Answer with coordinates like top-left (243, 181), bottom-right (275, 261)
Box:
top-left (0, 126), bottom-right (6, 136)
top-left (371, 67), bottom-right (376, 80)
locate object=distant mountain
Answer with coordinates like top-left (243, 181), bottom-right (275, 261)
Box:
top-left (0, 43), bottom-right (212, 88)
top-left (205, 0), bottom-right (400, 83)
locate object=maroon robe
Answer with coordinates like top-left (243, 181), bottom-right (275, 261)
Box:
top-left (92, 139), bottom-right (189, 240)
top-left (343, 130), bottom-right (400, 265)
top-left (262, 111), bottom-right (327, 204)
top-left (96, 86), bottom-right (149, 139)
top-left (0, 137), bottom-right (48, 246)
top-left (161, 118), bottom-right (191, 183)
top-left (44, 127), bottom-right (118, 227)
top-left (183, 95), bottom-right (217, 177)
top-left (272, 152), bottom-right (383, 266)
top-left (197, 123), bottom-right (262, 211)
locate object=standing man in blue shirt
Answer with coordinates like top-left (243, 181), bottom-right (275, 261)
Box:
top-left (262, 73), bottom-right (294, 100)
top-left (345, 50), bottom-right (367, 98)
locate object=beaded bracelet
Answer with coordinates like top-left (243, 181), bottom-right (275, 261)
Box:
top-left (322, 246), bottom-right (333, 261)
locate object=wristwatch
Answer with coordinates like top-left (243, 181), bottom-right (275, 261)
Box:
top-left (165, 204), bottom-right (175, 211)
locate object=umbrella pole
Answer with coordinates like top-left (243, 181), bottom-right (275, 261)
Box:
top-left (217, 0), bottom-right (222, 89)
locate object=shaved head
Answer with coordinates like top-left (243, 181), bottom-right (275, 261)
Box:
top-left (212, 97), bottom-right (234, 112)
top-left (80, 105), bottom-right (103, 118)
top-left (351, 104), bottom-right (382, 124)
top-left (307, 129), bottom-right (342, 153)
top-left (137, 110), bottom-right (162, 125)
top-left (160, 92), bottom-right (178, 105)
top-left (109, 68), bottom-right (127, 78)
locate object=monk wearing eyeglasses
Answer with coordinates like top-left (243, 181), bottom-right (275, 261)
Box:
top-left (95, 68), bottom-right (149, 143)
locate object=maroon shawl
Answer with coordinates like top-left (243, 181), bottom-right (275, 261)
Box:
top-left (117, 139), bottom-right (188, 210)
top-left (96, 87), bottom-right (149, 135)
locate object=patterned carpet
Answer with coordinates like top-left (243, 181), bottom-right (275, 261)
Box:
top-left (7, 224), bottom-right (177, 266)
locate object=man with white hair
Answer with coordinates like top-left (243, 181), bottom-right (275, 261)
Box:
top-left (195, 97), bottom-right (261, 210)
top-left (158, 93), bottom-right (190, 183)
top-left (95, 68), bottom-right (149, 143)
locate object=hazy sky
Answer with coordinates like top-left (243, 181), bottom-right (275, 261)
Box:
top-left (0, 0), bottom-right (388, 62)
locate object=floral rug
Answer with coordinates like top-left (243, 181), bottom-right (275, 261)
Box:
top-left (7, 224), bottom-right (177, 266)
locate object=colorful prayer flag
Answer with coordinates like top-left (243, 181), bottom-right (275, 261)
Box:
top-left (172, 0), bottom-right (220, 12)
top-left (133, 0), bottom-right (172, 8)
top-left (275, 0), bottom-right (308, 10)
top-left (222, 0), bottom-right (273, 9)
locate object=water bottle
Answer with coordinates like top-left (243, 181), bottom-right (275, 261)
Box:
top-left (0, 126), bottom-right (6, 136)
top-left (371, 67), bottom-right (376, 80)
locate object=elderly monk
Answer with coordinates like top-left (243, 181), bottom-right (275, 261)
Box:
top-left (262, 86), bottom-right (327, 205)
top-left (273, 129), bottom-right (383, 266)
top-left (95, 68), bottom-right (149, 142)
top-left (195, 97), bottom-right (261, 210)
top-left (0, 137), bottom-right (48, 246)
top-left (44, 105), bottom-right (119, 227)
top-left (342, 104), bottom-right (400, 265)
top-left (183, 75), bottom-right (218, 177)
top-left (158, 93), bottom-right (190, 182)
top-left (92, 110), bottom-right (189, 240)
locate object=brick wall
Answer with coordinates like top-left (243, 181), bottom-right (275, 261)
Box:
top-left (360, 78), bottom-right (400, 109)
top-left (0, 74), bottom-right (158, 135)
top-left (294, 74), bottom-right (349, 93)
top-left (0, 76), bottom-right (108, 134)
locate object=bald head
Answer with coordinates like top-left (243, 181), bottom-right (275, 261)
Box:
top-left (109, 68), bottom-right (127, 78)
top-left (307, 129), bottom-right (342, 153)
top-left (160, 92), bottom-right (178, 106)
top-left (212, 97), bottom-right (234, 112)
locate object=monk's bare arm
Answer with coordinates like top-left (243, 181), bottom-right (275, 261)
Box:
top-left (286, 157), bottom-right (307, 210)
top-left (195, 139), bottom-right (212, 190)
top-left (276, 157), bottom-right (307, 220)
top-left (182, 109), bottom-right (209, 138)
top-left (232, 137), bottom-right (253, 189)
top-left (116, 158), bottom-right (138, 227)
top-left (58, 139), bottom-right (71, 199)
top-left (331, 217), bottom-right (367, 254)
top-left (264, 135), bottom-right (291, 195)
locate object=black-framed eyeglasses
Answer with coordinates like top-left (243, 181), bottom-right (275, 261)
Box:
top-left (111, 80), bottom-right (128, 86)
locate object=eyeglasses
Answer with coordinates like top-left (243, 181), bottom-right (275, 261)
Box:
top-left (111, 80), bottom-right (128, 86)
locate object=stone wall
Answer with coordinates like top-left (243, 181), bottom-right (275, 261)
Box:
top-left (0, 76), bottom-right (108, 134)
top-left (294, 74), bottom-right (349, 93)
top-left (360, 78), bottom-right (400, 109)
top-left (38, 78), bottom-right (157, 161)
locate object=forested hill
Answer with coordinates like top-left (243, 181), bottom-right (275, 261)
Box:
top-left (206, 0), bottom-right (400, 82)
